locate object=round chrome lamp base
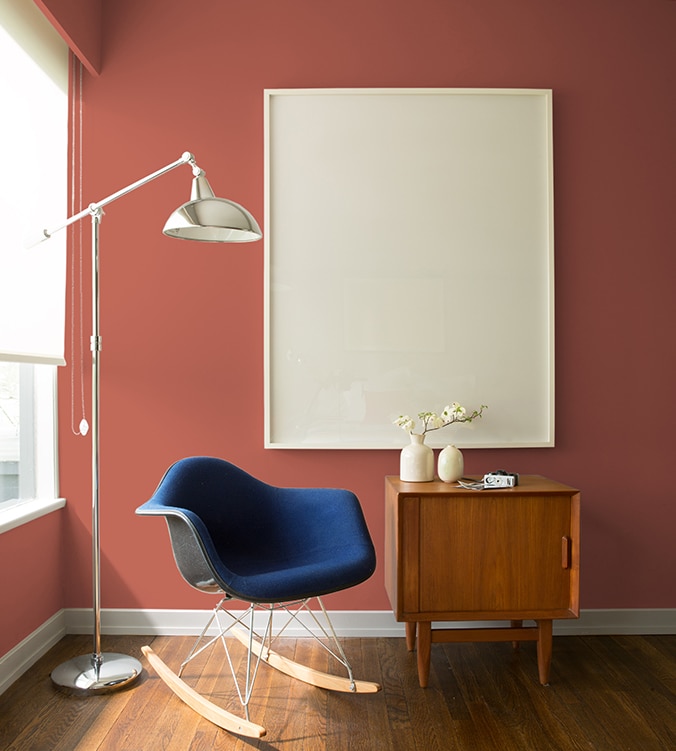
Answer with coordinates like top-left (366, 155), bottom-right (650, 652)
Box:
top-left (51, 653), bottom-right (142, 694)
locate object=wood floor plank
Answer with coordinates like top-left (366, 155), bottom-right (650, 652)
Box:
top-left (324, 638), bottom-right (382, 751)
top-left (375, 637), bottom-right (423, 751)
top-left (500, 646), bottom-right (595, 750)
top-left (50, 636), bottom-right (149, 751)
top-left (352, 637), bottom-right (393, 751)
top-left (0, 634), bottom-right (85, 748)
top-left (89, 636), bottom-right (185, 751)
top-left (574, 636), bottom-right (676, 750)
top-left (290, 636), bottom-right (330, 750)
top-left (163, 632), bottom-right (256, 750)
top-left (186, 644), bottom-right (264, 751)
top-left (2, 634), bottom-right (675, 750)
top-left (444, 641), bottom-right (533, 751)
top-left (516, 636), bottom-right (673, 751)
top-left (606, 634), bottom-right (676, 695)
top-left (0, 635), bottom-right (147, 751)
top-left (409, 657), bottom-right (458, 750)
top-left (389, 638), bottom-right (457, 751)
top-left (155, 638), bottom-right (244, 750)
top-left (237, 638), bottom-right (291, 747)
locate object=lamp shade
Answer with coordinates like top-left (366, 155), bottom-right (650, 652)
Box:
top-left (163, 172), bottom-right (262, 242)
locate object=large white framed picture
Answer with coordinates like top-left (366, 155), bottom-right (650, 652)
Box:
top-left (264, 88), bottom-right (554, 449)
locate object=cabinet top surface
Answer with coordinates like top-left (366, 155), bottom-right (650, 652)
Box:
top-left (385, 474), bottom-right (579, 495)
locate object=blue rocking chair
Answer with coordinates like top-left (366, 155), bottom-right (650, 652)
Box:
top-left (136, 456), bottom-right (379, 737)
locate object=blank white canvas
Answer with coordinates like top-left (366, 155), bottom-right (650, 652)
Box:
top-left (264, 89), bottom-right (554, 449)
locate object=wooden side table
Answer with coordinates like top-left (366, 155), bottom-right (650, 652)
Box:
top-left (384, 475), bottom-right (580, 687)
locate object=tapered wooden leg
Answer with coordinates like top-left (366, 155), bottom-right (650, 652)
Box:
top-left (417, 621), bottom-right (432, 688)
top-left (511, 620), bottom-right (523, 649)
top-left (536, 619), bottom-right (553, 685)
top-left (405, 621), bottom-right (417, 652)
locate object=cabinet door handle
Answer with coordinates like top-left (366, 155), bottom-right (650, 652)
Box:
top-left (561, 536), bottom-right (572, 569)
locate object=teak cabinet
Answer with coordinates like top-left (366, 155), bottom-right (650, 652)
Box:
top-left (384, 475), bottom-right (580, 686)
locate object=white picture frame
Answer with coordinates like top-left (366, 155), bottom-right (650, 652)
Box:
top-left (264, 88), bottom-right (554, 449)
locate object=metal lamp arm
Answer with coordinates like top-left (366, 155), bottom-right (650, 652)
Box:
top-left (42, 151), bottom-right (198, 239)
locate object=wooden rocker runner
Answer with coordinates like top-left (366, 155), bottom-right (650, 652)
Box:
top-left (136, 457), bottom-right (380, 737)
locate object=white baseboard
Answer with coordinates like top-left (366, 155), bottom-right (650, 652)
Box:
top-left (64, 607), bottom-right (676, 638)
top-left (554, 608), bottom-right (676, 635)
top-left (0, 610), bottom-right (66, 695)
top-left (3, 607), bottom-right (674, 696)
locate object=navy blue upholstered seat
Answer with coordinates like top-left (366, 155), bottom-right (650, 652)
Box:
top-left (136, 456), bottom-right (376, 603)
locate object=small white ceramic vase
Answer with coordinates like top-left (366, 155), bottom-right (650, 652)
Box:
top-left (400, 433), bottom-right (434, 482)
top-left (437, 444), bottom-right (464, 483)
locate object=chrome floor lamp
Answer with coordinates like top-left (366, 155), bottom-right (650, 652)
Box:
top-left (44, 152), bottom-right (261, 693)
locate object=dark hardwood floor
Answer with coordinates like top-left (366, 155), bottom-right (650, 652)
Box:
top-left (1, 632), bottom-right (674, 750)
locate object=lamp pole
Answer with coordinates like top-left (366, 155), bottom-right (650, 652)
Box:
top-left (51, 203), bottom-right (143, 692)
top-left (90, 207), bottom-right (103, 668)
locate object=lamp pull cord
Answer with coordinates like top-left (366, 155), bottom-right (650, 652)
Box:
top-left (69, 54), bottom-right (88, 436)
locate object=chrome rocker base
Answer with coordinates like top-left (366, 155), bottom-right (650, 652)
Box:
top-left (142, 596), bottom-right (380, 738)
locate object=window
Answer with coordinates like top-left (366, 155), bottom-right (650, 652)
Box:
top-left (0, 362), bottom-right (57, 509)
top-left (0, 0), bottom-right (67, 525)
top-left (0, 363), bottom-right (20, 504)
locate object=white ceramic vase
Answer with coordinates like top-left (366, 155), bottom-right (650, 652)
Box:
top-left (400, 433), bottom-right (434, 482)
top-left (438, 444), bottom-right (464, 483)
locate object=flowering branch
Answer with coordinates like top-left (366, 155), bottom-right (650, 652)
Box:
top-left (394, 402), bottom-right (486, 436)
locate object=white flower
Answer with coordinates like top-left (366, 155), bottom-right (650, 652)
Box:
top-left (442, 402), bottom-right (465, 420)
top-left (393, 403), bottom-right (486, 436)
top-left (429, 414), bottom-right (445, 429)
top-left (394, 415), bottom-right (415, 432)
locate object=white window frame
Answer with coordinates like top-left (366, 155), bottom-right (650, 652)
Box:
top-left (0, 364), bottom-right (63, 534)
top-left (18, 364), bottom-right (36, 500)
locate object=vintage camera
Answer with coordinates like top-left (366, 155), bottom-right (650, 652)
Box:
top-left (482, 470), bottom-right (519, 488)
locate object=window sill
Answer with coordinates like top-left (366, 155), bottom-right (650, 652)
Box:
top-left (0, 497), bottom-right (66, 534)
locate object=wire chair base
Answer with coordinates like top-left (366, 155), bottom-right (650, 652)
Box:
top-left (142, 595), bottom-right (380, 737)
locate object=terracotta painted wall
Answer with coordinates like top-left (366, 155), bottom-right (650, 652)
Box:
top-left (0, 513), bottom-right (64, 656)
top-left (3, 0), bottom-right (674, 656)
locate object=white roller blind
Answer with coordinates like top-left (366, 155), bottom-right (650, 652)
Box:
top-left (0, 0), bottom-right (68, 365)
